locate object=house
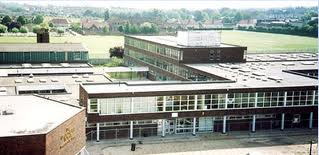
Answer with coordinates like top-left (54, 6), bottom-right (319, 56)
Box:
top-left (81, 19), bottom-right (109, 35)
top-left (49, 18), bottom-right (70, 30)
top-left (236, 19), bottom-right (257, 28)
top-left (201, 20), bottom-right (223, 29)
top-left (107, 19), bottom-right (128, 33)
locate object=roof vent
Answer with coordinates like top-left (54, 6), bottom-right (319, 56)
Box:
top-left (39, 79), bottom-right (47, 83)
top-left (51, 78), bottom-right (59, 82)
top-left (1, 109), bottom-right (14, 115)
top-left (15, 79), bottom-right (22, 83)
top-left (282, 62), bottom-right (295, 66)
top-left (27, 78), bottom-right (34, 83)
top-left (72, 74), bottom-right (79, 78)
top-left (82, 74), bottom-right (89, 78)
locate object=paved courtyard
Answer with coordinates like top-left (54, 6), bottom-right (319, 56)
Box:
top-left (86, 129), bottom-right (318, 155)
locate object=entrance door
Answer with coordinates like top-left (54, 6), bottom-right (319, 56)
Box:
top-left (165, 119), bottom-right (176, 134)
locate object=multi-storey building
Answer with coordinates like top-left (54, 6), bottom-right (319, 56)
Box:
top-left (124, 31), bottom-right (247, 81)
top-left (81, 49), bottom-right (318, 140)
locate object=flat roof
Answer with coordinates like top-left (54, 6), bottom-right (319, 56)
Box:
top-left (0, 63), bottom-right (91, 69)
top-left (0, 95), bottom-right (83, 137)
top-left (246, 53), bottom-right (318, 62)
top-left (0, 43), bottom-right (88, 52)
top-left (81, 53), bottom-right (318, 96)
top-left (127, 35), bottom-right (243, 48)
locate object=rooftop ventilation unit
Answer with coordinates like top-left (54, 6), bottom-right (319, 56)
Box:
top-left (268, 76), bottom-right (283, 81)
top-left (301, 61), bottom-right (315, 65)
top-left (72, 74), bottom-right (79, 78)
top-left (22, 63), bottom-right (32, 68)
top-left (39, 79), bottom-right (47, 83)
top-left (177, 31), bottom-right (221, 47)
top-left (83, 74), bottom-right (90, 78)
top-left (86, 79), bottom-right (94, 82)
top-left (60, 63), bottom-right (70, 67)
top-left (239, 68), bottom-right (250, 73)
top-left (51, 78), bottom-right (59, 82)
top-left (75, 79), bottom-right (82, 82)
top-left (282, 62), bottom-right (295, 66)
top-left (41, 63), bottom-right (51, 67)
top-left (14, 79), bottom-right (22, 83)
top-left (1, 109), bottom-right (14, 115)
top-left (252, 72), bottom-right (265, 76)
top-left (27, 78), bottom-right (34, 83)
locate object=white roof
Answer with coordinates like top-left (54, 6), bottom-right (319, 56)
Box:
top-left (0, 95), bottom-right (83, 137)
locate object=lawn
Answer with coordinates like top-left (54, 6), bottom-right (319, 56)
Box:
top-left (0, 35), bottom-right (124, 58)
top-left (221, 30), bottom-right (317, 53)
top-left (0, 30), bottom-right (316, 58)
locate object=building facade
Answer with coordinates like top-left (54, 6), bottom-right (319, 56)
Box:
top-left (124, 34), bottom-right (247, 81)
top-left (0, 43), bottom-right (88, 64)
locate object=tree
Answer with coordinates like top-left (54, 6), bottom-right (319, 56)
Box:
top-left (105, 57), bottom-right (124, 67)
top-left (11, 27), bottom-right (19, 33)
top-left (8, 22), bottom-right (22, 31)
top-left (70, 22), bottom-right (82, 33)
top-left (118, 25), bottom-right (123, 32)
top-left (19, 26), bottom-right (28, 33)
top-left (103, 26), bottom-right (109, 33)
top-left (1, 15), bottom-right (12, 26)
top-left (33, 15), bottom-right (44, 24)
top-left (194, 11), bottom-right (205, 22)
top-left (49, 22), bottom-right (54, 27)
top-left (17, 16), bottom-right (26, 25)
top-left (57, 29), bottom-right (64, 36)
top-left (104, 10), bottom-right (110, 21)
top-left (32, 25), bottom-right (41, 33)
top-left (109, 46), bottom-right (124, 58)
top-left (234, 12), bottom-right (243, 23)
top-left (40, 22), bottom-right (49, 29)
top-left (0, 24), bottom-right (7, 33)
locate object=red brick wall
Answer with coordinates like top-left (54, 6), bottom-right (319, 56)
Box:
top-left (45, 110), bottom-right (86, 155)
top-left (0, 134), bottom-right (46, 155)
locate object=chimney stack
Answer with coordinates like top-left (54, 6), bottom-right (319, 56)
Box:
top-left (36, 28), bottom-right (49, 43)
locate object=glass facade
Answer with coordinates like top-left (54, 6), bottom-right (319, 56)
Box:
top-left (125, 49), bottom-right (212, 81)
top-left (0, 51), bottom-right (88, 63)
top-left (125, 37), bottom-right (182, 60)
top-left (87, 90), bottom-right (318, 115)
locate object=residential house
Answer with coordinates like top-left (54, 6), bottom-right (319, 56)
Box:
top-left (81, 19), bottom-right (109, 35)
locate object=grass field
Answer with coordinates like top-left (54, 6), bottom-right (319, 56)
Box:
top-left (0, 30), bottom-right (316, 58)
top-left (221, 30), bottom-right (317, 53)
top-left (0, 35), bottom-right (124, 58)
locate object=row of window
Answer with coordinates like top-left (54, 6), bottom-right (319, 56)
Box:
top-left (88, 90), bottom-right (318, 114)
top-left (125, 49), bottom-right (212, 81)
top-left (0, 51), bottom-right (88, 63)
top-left (125, 37), bottom-right (182, 60)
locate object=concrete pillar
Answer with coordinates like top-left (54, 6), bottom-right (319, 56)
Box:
top-left (163, 96), bottom-right (166, 112)
top-left (283, 92), bottom-right (287, 106)
top-left (222, 115), bottom-right (227, 134)
top-left (255, 92), bottom-right (258, 107)
top-left (162, 119), bottom-right (166, 137)
top-left (96, 123), bottom-right (100, 142)
top-left (192, 117), bottom-right (196, 136)
top-left (281, 113), bottom-right (285, 131)
top-left (312, 90), bottom-right (316, 105)
top-left (252, 114), bottom-right (256, 133)
top-left (130, 97), bottom-right (134, 113)
top-left (129, 121), bottom-right (133, 140)
top-left (309, 112), bottom-right (313, 129)
top-left (225, 94), bottom-right (228, 109)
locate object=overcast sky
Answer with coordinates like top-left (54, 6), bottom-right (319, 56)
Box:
top-left (4, 0), bottom-right (318, 10)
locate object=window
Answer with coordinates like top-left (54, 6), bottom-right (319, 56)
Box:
top-left (89, 99), bottom-right (98, 113)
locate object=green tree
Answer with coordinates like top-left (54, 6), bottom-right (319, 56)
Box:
top-left (234, 12), bottom-right (243, 23)
top-left (0, 24), bottom-right (7, 33)
top-left (40, 22), bottom-right (49, 29)
top-left (70, 22), bottom-right (82, 33)
top-left (103, 25), bottom-right (109, 33)
top-left (33, 15), bottom-right (44, 24)
top-left (104, 10), bottom-right (110, 21)
top-left (57, 28), bottom-right (64, 36)
top-left (1, 15), bottom-right (12, 26)
top-left (105, 57), bottom-right (124, 67)
top-left (194, 11), bottom-right (206, 22)
top-left (11, 27), bottom-right (19, 33)
top-left (49, 22), bottom-right (54, 27)
top-left (118, 25), bottom-right (124, 32)
top-left (17, 16), bottom-right (26, 25)
top-left (19, 26), bottom-right (28, 33)
top-left (32, 25), bottom-right (41, 33)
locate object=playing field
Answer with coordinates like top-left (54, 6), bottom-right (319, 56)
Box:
top-left (0, 30), bottom-right (316, 58)
top-left (0, 35), bottom-right (124, 58)
top-left (221, 30), bottom-right (317, 53)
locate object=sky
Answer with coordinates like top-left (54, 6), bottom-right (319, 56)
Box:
top-left (4, 0), bottom-right (318, 10)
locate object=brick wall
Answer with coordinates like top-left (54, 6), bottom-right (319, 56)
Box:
top-left (45, 110), bottom-right (86, 155)
top-left (0, 134), bottom-right (46, 155)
